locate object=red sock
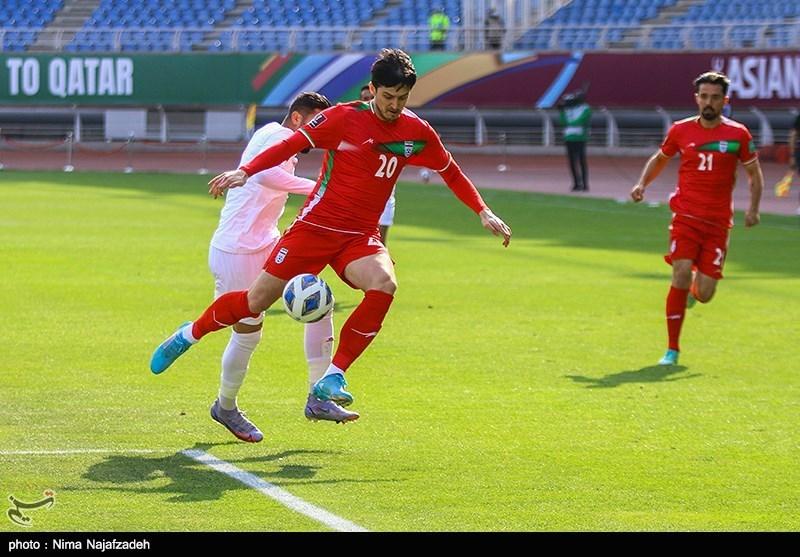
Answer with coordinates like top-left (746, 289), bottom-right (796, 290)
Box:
top-left (191, 291), bottom-right (260, 340)
top-left (666, 286), bottom-right (688, 351)
top-left (332, 290), bottom-right (394, 371)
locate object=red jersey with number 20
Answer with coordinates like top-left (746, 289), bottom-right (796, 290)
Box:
top-left (660, 116), bottom-right (757, 228)
top-left (295, 101), bottom-right (453, 233)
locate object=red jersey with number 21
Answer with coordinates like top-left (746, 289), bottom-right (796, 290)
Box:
top-left (295, 101), bottom-right (452, 233)
top-left (660, 116), bottom-right (757, 228)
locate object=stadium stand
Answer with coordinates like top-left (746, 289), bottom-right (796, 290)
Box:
top-left (0, 0), bottom-right (63, 52)
top-left (2, 0), bottom-right (797, 53)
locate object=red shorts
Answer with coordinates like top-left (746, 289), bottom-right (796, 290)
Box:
top-left (264, 220), bottom-right (388, 288)
top-left (664, 214), bottom-right (730, 279)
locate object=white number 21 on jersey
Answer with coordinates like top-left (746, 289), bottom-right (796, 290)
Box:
top-left (698, 153), bottom-right (713, 171)
top-left (375, 154), bottom-right (398, 178)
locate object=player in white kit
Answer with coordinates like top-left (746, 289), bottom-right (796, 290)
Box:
top-left (206, 92), bottom-right (359, 442)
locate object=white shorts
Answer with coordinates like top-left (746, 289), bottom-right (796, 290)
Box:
top-left (208, 243), bottom-right (276, 325)
top-left (379, 190), bottom-right (396, 227)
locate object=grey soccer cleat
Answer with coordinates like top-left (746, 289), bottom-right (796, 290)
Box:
top-left (210, 399), bottom-right (264, 443)
top-left (304, 394), bottom-right (360, 424)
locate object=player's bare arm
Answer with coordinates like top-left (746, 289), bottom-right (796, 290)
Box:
top-left (743, 158), bottom-right (763, 228)
top-left (631, 150), bottom-right (671, 202)
top-left (480, 208), bottom-right (512, 247)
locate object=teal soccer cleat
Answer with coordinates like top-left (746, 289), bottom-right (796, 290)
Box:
top-left (312, 373), bottom-right (354, 407)
top-left (150, 322), bottom-right (193, 374)
top-left (658, 349), bottom-right (680, 366)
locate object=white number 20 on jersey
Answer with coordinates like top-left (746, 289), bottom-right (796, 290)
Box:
top-left (375, 154), bottom-right (398, 178)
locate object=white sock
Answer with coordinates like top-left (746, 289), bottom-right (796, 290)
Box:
top-left (218, 330), bottom-right (262, 410)
top-left (180, 323), bottom-right (198, 344)
top-left (322, 364), bottom-right (345, 378)
top-left (305, 311), bottom-right (334, 391)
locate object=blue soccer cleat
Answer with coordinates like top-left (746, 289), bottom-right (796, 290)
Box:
top-left (150, 322), bottom-right (193, 374)
top-left (658, 348), bottom-right (680, 366)
top-left (312, 373), bottom-right (354, 407)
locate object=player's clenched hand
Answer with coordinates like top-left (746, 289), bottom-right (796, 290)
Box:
top-left (744, 210), bottom-right (760, 228)
top-left (208, 169), bottom-right (248, 199)
top-left (480, 208), bottom-right (512, 247)
top-left (630, 184), bottom-right (646, 202)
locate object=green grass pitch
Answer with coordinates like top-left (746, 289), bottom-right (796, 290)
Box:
top-left (1, 171), bottom-right (798, 531)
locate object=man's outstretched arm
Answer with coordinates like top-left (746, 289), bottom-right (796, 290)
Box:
top-left (438, 157), bottom-right (512, 247)
top-left (631, 150), bottom-right (671, 202)
top-left (209, 131), bottom-right (312, 198)
top-left (743, 158), bottom-right (763, 228)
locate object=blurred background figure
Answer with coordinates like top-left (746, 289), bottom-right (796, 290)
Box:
top-left (428, 6), bottom-right (450, 51)
top-left (788, 111), bottom-right (800, 213)
top-left (557, 88), bottom-right (592, 192)
top-left (484, 7), bottom-right (505, 50)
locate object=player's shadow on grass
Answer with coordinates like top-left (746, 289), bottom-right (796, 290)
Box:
top-left (564, 365), bottom-right (700, 389)
top-left (78, 444), bottom-right (359, 503)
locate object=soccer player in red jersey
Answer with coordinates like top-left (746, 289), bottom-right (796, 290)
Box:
top-left (151, 49), bottom-right (512, 417)
top-left (630, 71), bottom-right (763, 366)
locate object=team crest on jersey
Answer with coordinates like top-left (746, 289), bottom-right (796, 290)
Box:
top-left (307, 113), bottom-right (327, 129)
top-left (379, 140), bottom-right (426, 157)
top-left (275, 247), bottom-right (288, 263)
top-left (719, 141), bottom-right (728, 153)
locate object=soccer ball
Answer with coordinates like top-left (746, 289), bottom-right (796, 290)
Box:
top-left (282, 274), bottom-right (334, 323)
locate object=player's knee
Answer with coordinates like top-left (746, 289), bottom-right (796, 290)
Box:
top-left (371, 273), bottom-right (397, 295)
top-left (672, 271), bottom-right (692, 289)
top-left (695, 287), bottom-right (715, 303)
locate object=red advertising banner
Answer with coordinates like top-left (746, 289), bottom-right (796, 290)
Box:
top-left (429, 50), bottom-right (800, 109)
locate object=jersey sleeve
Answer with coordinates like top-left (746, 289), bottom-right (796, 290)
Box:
top-left (297, 104), bottom-right (348, 150)
top-left (407, 120), bottom-right (452, 172)
top-left (660, 123), bottom-right (680, 157)
top-left (240, 131), bottom-right (309, 176)
top-left (251, 166), bottom-right (316, 195)
top-left (739, 127), bottom-right (758, 164)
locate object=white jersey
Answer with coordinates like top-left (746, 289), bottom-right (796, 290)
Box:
top-left (210, 122), bottom-right (316, 254)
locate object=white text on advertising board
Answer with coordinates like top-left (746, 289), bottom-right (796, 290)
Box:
top-left (5, 57), bottom-right (134, 98)
top-left (713, 55), bottom-right (800, 100)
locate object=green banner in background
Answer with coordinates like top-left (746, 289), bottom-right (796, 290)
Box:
top-left (0, 54), bottom-right (270, 105)
top-left (2, 51), bottom-right (798, 108)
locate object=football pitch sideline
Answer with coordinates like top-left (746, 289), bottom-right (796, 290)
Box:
top-left (0, 171), bottom-right (798, 531)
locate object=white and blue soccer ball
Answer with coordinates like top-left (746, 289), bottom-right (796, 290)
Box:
top-left (282, 273), bottom-right (334, 323)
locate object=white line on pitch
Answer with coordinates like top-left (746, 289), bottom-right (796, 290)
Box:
top-left (182, 449), bottom-right (368, 533)
top-left (0, 448), bottom-right (164, 455)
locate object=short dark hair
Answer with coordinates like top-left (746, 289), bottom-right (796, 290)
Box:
top-left (288, 92), bottom-right (331, 117)
top-left (360, 85), bottom-right (370, 93)
top-left (694, 71), bottom-right (730, 95)
top-left (370, 49), bottom-right (417, 90)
